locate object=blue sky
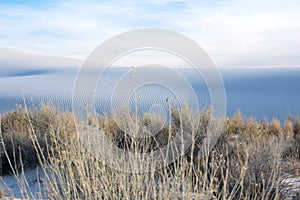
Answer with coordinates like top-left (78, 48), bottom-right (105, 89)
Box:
top-left (0, 0), bottom-right (300, 68)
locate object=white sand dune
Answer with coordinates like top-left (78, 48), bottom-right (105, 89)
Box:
top-left (0, 47), bottom-right (81, 77)
top-left (0, 48), bottom-right (300, 120)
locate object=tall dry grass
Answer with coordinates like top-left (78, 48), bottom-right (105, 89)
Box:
top-left (0, 105), bottom-right (299, 199)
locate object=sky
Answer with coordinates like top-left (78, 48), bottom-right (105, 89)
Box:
top-left (0, 0), bottom-right (300, 68)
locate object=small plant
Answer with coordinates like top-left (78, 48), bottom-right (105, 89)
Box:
top-left (283, 119), bottom-right (294, 139)
top-left (294, 118), bottom-right (300, 136)
top-left (270, 118), bottom-right (281, 135)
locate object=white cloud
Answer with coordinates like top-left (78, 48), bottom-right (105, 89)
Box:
top-left (0, 0), bottom-right (299, 67)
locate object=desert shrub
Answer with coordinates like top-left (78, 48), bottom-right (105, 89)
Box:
top-left (283, 119), bottom-right (294, 139)
top-left (1, 105), bottom-right (299, 199)
top-left (270, 118), bottom-right (282, 136)
top-left (0, 104), bottom-right (76, 174)
top-left (226, 109), bottom-right (244, 136)
top-left (294, 118), bottom-right (300, 135)
top-left (283, 117), bottom-right (300, 162)
top-left (0, 105), bottom-right (39, 174)
top-left (189, 116), bottom-right (287, 199)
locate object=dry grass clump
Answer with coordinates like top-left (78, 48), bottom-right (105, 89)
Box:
top-left (1, 105), bottom-right (300, 199)
top-left (0, 103), bottom-right (76, 174)
top-left (283, 119), bottom-right (294, 138)
top-left (282, 117), bottom-right (300, 179)
top-left (270, 118), bottom-right (282, 136)
top-left (294, 118), bottom-right (300, 135)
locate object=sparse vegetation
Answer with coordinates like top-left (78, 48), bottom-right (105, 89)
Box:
top-left (0, 104), bottom-right (300, 199)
